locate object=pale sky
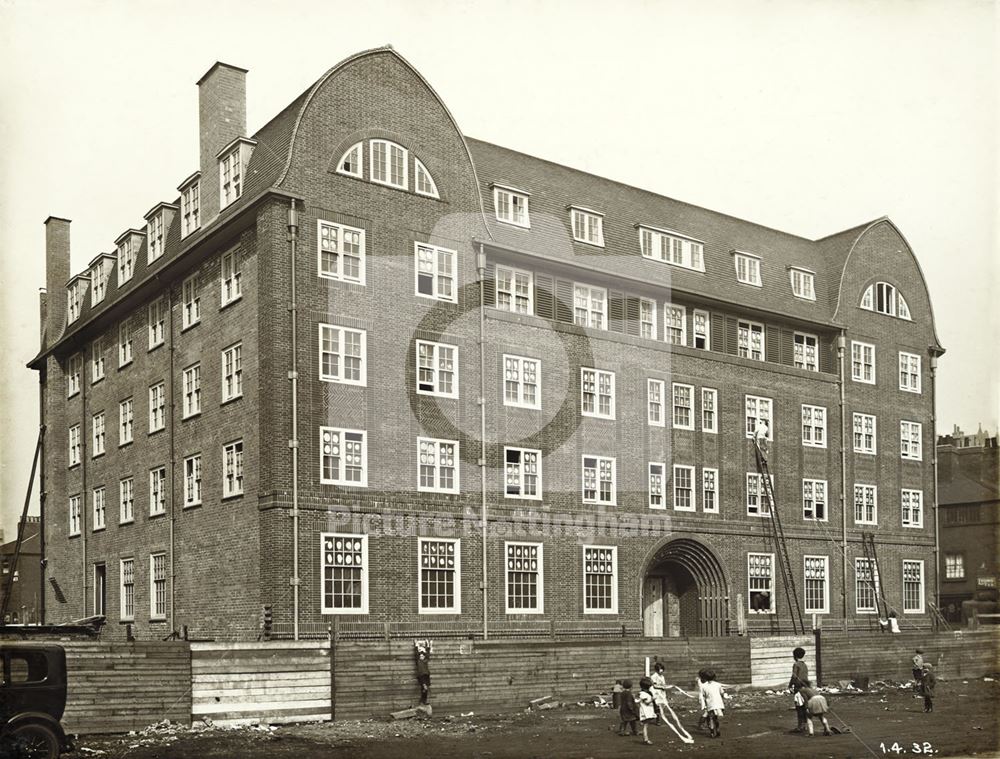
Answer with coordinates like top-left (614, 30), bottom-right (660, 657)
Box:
top-left (1, 0), bottom-right (997, 538)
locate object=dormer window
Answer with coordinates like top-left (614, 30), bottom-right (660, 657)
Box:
top-left (218, 137), bottom-right (255, 209)
top-left (570, 207), bottom-right (604, 247)
top-left (116, 234), bottom-right (137, 284)
top-left (638, 225), bottom-right (705, 272)
top-left (370, 139), bottom-right (407, 189)
top-left (414, 159), bottom-right (439, 198)
top-left (734, 252), bottom-right (762, 286)
top-left (861, 282), bottom-right (911, 320)
top-left (89, 256), bottom-right (113, 306)
top-left (337, 142), bottom-right (363, 178)
top-left (180, 174), bottom-right (201, 238)
top-left (146, 213), bottom-right (164, 263)
top-left (67, 278), bottom-right (86, 324)
top-left (789, 267), bottom-right (815, 300)
top-left (494, 185), bottom-right (530, 228)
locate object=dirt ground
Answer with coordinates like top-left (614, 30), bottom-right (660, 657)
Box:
top-left (77, 677), bottom-right (1000, 759)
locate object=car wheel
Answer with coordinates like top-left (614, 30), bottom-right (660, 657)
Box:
top-left (7, 722), bottom-right (61, 759)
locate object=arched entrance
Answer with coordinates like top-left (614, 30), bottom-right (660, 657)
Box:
top-left (641, 537), bottom-right (729, 637)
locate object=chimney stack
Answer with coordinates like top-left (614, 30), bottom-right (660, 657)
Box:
top-left (197, 62), bottom-right (248, 225)
top-left (44, 217), bottom-right (71, 344)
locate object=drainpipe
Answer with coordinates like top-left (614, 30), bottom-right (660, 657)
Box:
top-left (288, 200), bottom-right (301, 641)
top-left (167, 284), bottom-right (177, 634)
top-left (39, 368), bottom-right (47, 624)
top-left (476, 242), bottom-right (488, 641)
top-left (837, 332), bottom-right (848, 627)
top-left (80, 362), bottom-right (88, 619)
top-left (929, 351), bottom-right (941, 618)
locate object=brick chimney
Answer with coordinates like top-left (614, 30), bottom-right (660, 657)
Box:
top-left (44, 217), bottom-right (71, 344)
top-left (39, 289), bottom-right (48, 344)
top-left (197, 62), bottom-right (248, 225)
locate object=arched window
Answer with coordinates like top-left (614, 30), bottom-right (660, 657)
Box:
top-left (414, 159), bottom-right (439, 198)
top-left (337, 142), bottom-right (362, 178)
top-left (370, 139), bottom-right (408, 189)
top-left (860, 282), bottom-right (911, 319)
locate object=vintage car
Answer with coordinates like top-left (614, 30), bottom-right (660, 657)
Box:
top-left (0, 643), bottom-right (71, 758)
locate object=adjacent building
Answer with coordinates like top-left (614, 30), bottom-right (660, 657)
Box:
top-left (1, 517), bottom-right (42, 625)
top-left (30, 48), bottom-right (944, 640)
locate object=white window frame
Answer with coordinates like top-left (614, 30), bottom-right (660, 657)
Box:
top-left (702, 468), bottom-right (719, 513)
top-left (582, 455), bottom-right (616, 505)
top-left (802, 478), bottom-right (828, 521)
top-left (672, 383), bottom-right (694, 430)
top-left (853, 413), bottom-right (877, 455)
top-left (899, 352), bottom-right (922, 393)
top-left (181, 180), bottom-right (200, 238)
top-left (118, 321), bottom-right (133, 367)
top-left (748, 552), bottom-right (775, 614)
top-left (317, 220), bottom-right (366, 285)
top-left (647, 379), bottom-right (665, 427)
top-left (219, 145), bottom-right (242, 208)
top-left (117, 238), bottom-right (135, 284)
top-left (903, 560), bottom-right (925, 614)
top-left (790, 268), bottom-right (816, 300)
top-left (573, 284), bottom-right (607, 329)
top-left (503, 447), bottom-right (542, 501)
top-left (68, 425), bottom-right (81, 467)
top-left (583, 545), bottom-right (618, 614)
top-left (793, 332), bottom-right (819, 371)
top-left (648, 462), bottom-right (665, 510)
top-left (66, 281), bottom-right (83, 324)
top-left (91, 337), bottom-right (105, 383)
top-left (901, 489), bottom-right (923, 528)
top-left (504, 541), bottom-right (543, 614)
top-left (663, 304), bottom-right (686, 346)
top-left (851, 341), bottom-right (876, 384)
top-left (119, 477), bottom-right (134, 524)
top-left (801, 404), bottom-right (827, 448)
top-left (418, 537), bottom-right (461, 614)
top-left (320, 533), bottom-right (369, 614)
top-left (855, 557), bottom-right (880, 613)
top-left (746, 472), bottom-right (773, 517)
top-left (92, 487), bottom-right (106, 531)
top-left (221, 343), bottom-right (243, 402)
top-left (945, 554), bottom-right (964, 580)
top-left (91, 412), bottom-right (105, 457)
top-left (673, 465), bottom-right (695, 512)
top-left (854, 483), bottom-right (878, 525)
top-left (148, 297), bottom-right (165, 349)
top-left (803, 555), bottom-right (829, 614)
top-left (319, 324), bottom-right (367, 386)
top-left (150, 553), bottom-right (168, 620)
top-left (735, 252), bottom-right (762, 286)
top-left (182, 274), bottom-right (201, 330)
top-left (413, 158), bottom-right (439, 199)
top-left (223, 440), bottom-right (244, 498)
top-left (570, 207), bottom-right (604, 247)
top-left (414, 242), bottom-right (457, 303)
top-left (220, 248), bottom-right (242, 307)
top-left (581, 368), bottom-right (616, 420)
top-left (493, 185), bottom-right (530, 228)
top-left (69, 495), bottom-right (81, 536)
top-left (503, 355), bottom-right (540, 409)
top-left (416, 340), bottom-right (459, 398)
top-left (184, 454), bottom-right (202, 507)
top-left (900, 420), bottom-right (923, 461)
top-left (417, 437), bottom-right (459, 494)
top-left (637, 225), bottom-right (705, 272)
top-left (495, 265), bottom-right (534, 315)
top-left (319, 427), bottom-right (368, 487)
top-left (146, 212), bottom-right (164, 263)
top-left (370, 139), bottom-right (408, 190)
top-left (67, 354), bottom-right (82, 397)
top-left (182, 364), bottom-right (202, 419)
top-left (336, 141), bottom-right (363, 178)
top-left (149, 467), bottom-right (166, 516)
top-left (120, 558), bottom-right (135, 621)
top-left (148, 382), bottom-right (166, 433)
top-left (639, 298), bottom-right (657, 340)
top-left (693, 309), bottom-right (710, 350)
top-left (745, 395), bottom-right (773, 440)
top-left (738, 320), bottom-right (765, 361)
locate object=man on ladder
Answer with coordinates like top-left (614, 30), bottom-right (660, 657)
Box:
top-left (755, 419), bottom-right (770, 460)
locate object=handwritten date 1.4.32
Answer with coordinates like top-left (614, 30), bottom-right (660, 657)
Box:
top-left (880, 742), bottom-right (936, 755)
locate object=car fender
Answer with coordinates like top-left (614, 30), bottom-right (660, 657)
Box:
top-left (2, 711), bottom-right (70, 748)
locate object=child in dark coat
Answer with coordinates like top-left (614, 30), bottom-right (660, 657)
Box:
top-left (921, 663), bottom-right (937, 712)
top-left (789, 647), bottom-right (809, 732)
top-left (618, 679), bottom-right (639, 735)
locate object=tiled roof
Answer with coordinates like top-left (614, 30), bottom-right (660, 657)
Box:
top-left (466, 137), bottom-right (862, 325)
top-left (939, 467), bottom-right (1000, 505)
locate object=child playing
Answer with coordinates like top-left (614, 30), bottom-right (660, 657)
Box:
top-left (618, 679), bottom-right (639, 736)
top-left (650, 663), bottom-right (669, 725)
top-left (912, 649), bottom-right (925, 693)
top-left (696, 670), bottom-right (709, 731)
top-left (921, 663), bottom-right (937, 713)
top-left (414, 639), bottom-right (433, 705)
top-left (789, 647), bottom-right (809, 732)
top-left (698, 669), bottom-right (726, 738)
top-left (799, 681), bottom-right (832, 736)
top-left (637, 677), bottom-right (657, 745)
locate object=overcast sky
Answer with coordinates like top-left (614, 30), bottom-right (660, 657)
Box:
top-left (1, 0), bottom-right (996, 538)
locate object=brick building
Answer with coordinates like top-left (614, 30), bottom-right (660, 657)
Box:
top-left (29, 48), bottom-right (944, 640)
top-left (1, 517), bottom-right (42, 625)
top-left (936, 427), bottom-right (999, 622)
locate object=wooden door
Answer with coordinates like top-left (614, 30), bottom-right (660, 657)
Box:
top-left (643, 576), bottom-right (664, 637)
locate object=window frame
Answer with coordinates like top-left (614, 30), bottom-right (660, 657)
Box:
top-left (415, 340), bottom-right (459, 398)
top-left (851, 341), bottom-right (876, 384)
top-left (320, 533), bottom-right (369, 614)
top-left (413, 158), bottom-right (439, 199)
top-left (336, 141), bottom-right (363, 178)
top-left (69, 495), bottom-right (81, 536)
top-left (147, 297), bottom-right (165, 350)
top-left (789, 267), bottom-right (816, 300)
top-left (68, 424), bottom-right (81, 468)
top-left (119, 477), bottom-right (134, 524)
top-left (319, 427), bottom-right (368, 487)
top-left (67, 354), bottom-right (82, 397)
top-left (693, 309), bottom-right (710, 350)
top-left (318, 324), bottom-right (368, 387)
top-left (745, 395), bottom-right (773, 440)
top-left (182, 363), bottom-right (202, 419)
top-left (148, 382), bottom-right (166, 433)
top-left (417, 437), bottom-right (460, 494)
top-left (582, 545), bottom-right (618, 614)
top-left (223, 439), bottom-right (245, 498)
top-left (903, 560), bottom-right (925, 614)
top-left (671, 383), bottom-right (694, 430)
top-left (647, 378), bottom-right (665, 427)
top-left (637, 225), bottom-right (705, 272)
top-left (570, 207), bottom-right (605, 247)
top-left (504, 541), bottom-right (543, 614)
top-left (146, 212), bottom-right (164, 263)
top-left (118, 321), bottom-right (133, 368)
top-left (181, 180), bottom-right (201, 238)
top-left (900, 420), bottom-right (923, 461)
top-left (91, 487), bottom-right (106, 531)
top-left (581, 455), bottom-right (616, 506)
top-left (801, 404), bottom-right (827, 449)
top-left (317, 219), bottom-right (367, 285)
top-left (149, 466), bottom-right (166, 516)
top-left (120, 557), bottom-right (135, 621)
top-left (503, 355), bottom-right (541, 410)
top-left (503, 446), bottom-right (542, 501)
top-left (673, 464), bottom-right (695, 512)
top-left (220, 248), bottom-right (242, 307)
top-left (182, 273), bottom-right (201, 330)
top-left (150, 552), bottom-right (168, 620)
top-left (573, 284), bottom-right (607, 329)
top-left (184, 454), bottom-right (202, 508)
top-left (901, 488), bottom-right (923, 528)
top-left (648, 462), bottom-right (665, 510)
top-left (702, 467), bottom-right (719, 513)
top-left (418, 537), bottom-right (461, 614)
top-left (737, 320), bottom-right (765, 361)
top-left (91, 337), bottom-right (105, 383)
top-left (793, 332), bottom-right (819, 371)
top-left (898, 352), bottom-right (922, 393)
top-left (369, 139), bottom-right (408, 190)
top-left (493, 185), bottom-right (531, 228)
top-left (944, 553), bottom-right (965, 580)
top-left (853, 412), bottom-right (877, 455)
top-left (803, 555), bottom-right (829, 614)
top-left (580, 368), bottom-right (616, 420)
top-left (734, 252), bottom-right (762, 287)
top-left (221, 342), bottom-right (243, 403)
top-left (663, 304), bottom-right (686, 346)
top-left (802, 478), bottom-right (828, 521)
top-left (855, 557), bottom-right (880, 614)
top-left (853, 483), bottom-right (878, 525)
top-left (414, 242), bottom-right (457, 303)
top-left (91, 412), bottom-right (105, 458)
top-left (117, 238), bottom-right (135, 284)
top-left (747, 552), bottom-right (775, 614)
top-left (746, 472), bottom-right (773, 517)
top-left (219, 145), bottom-right (243, 208)
top-left (495, 265), bottom-right (534, 315)
top-left (638, 298), bottom-right (657, 340)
